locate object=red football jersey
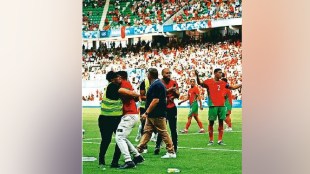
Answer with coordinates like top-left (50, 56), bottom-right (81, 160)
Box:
top-left (120, 80), bottom-right (138, 115)
top-left (203, 79), bottom-right (228, 106)
top-left (188, 86), bottom-right (200, 105)
top-left (161, 79), bottom-right (179, 108)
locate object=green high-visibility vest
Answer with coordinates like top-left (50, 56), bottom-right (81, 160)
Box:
top-left (140, 79), bottom-right (150, 108)
top-left (100, 84), bottom-right (123, 116)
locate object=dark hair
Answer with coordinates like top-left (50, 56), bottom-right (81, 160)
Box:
top-left (214, 68), bottom-right (222, 74)
top-left (148, 68), bottom-right (158, 79)
top-left (221, 78), bottom-right (228, 83)
top-left (222, 73), bottom-right (226, 78)
top-left (117, 71), bottom-right (128, 80)
top-left (106, 71), bottom-right (117, 82)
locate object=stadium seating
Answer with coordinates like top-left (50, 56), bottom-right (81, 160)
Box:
top-left (103, 0), bottom-right (189, 29)
top-left (82, 0), bottom-right (242, 30)
top-left (173, 0), bottom-right (242, 24)
top-left (82, 0), bottom-right (105, 31)
top-left (82, 39), bottom-right (242, 101)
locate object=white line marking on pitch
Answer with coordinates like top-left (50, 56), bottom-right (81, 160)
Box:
top-left (82, 142), bottom-right (242, 152)
top-left (83, 131), bottom-right (242, 141)
top-left (178, 131), bottom-right (242, 135)
top-left (189, 147), bottom-right (241, 152)
top-left (83, 138), bottom-right (101, 141)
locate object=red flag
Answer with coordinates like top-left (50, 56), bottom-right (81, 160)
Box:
top-left (208, 20), bottom-right (212, 28)
top-left (121, 26), bottom-right (126, 38)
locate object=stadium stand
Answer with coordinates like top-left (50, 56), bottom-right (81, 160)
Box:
top-left (173, 0), bottom-right (242, 24)
top-left (82, 34), bottom-right (242, 101)
top-left (82, 0), bottom-right (106, 31)
top-left (82, 0), bottom-right (242, 30)
top-left (103, 0), bottom-right (190, 29)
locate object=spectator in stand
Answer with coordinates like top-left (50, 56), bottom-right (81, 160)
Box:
top-left (82, 35), bottom-right (242, 100)
top-left (173, 0), bottom-right (242, 24)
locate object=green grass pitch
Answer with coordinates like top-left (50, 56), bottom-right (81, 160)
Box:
top-left (82, 108), bottom-right (242, 174)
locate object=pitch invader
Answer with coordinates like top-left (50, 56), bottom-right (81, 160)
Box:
top-left (178, 79), bottom-right (205, 134)
top-left (195, 69), bottom-right (241, 145)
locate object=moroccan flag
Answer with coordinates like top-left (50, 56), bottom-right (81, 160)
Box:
top-left (121, 26), bottom-right (126, 38)
top-left (208, 20), bottom-right (212, 28)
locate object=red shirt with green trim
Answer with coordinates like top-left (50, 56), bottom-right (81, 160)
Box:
top-left (188, 86), bottom-right (200, 105)
top-left (203, 79), bottom-right (228, 106)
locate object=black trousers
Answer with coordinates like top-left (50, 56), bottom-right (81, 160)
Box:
top-left (98, 115), bottom-right (122, 165)
top-left (156, 106), bottom-right (178, 152)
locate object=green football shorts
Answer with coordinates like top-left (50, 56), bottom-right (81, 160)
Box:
top-left (208, 106), bottom-right (227, 121)
top-left (188, 101), bottom-right (199, 117)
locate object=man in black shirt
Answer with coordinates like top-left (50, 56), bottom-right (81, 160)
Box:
top-left (136, 68), bottom-right (176, 159)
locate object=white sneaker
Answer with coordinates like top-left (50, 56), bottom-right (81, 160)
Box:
top-left (225, 127), bottom-right (233, 132)
top-left (180, 129), bottom-right (188, 133)
top-left (198, 129), bottom-right (206, 133)
top-left (142, 149), bottom-right (148, 154)
top-left (161, 152), bottom-right (177, 159)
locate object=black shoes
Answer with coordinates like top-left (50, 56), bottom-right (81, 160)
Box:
top-left (133, 155), bottom-right (145, 164)
top-left (154, 148), bottom-right (160, 155)
top-left (118, 155), bottom-right (143, 169)
top-left (110, 163), bottom-right (120, 168)
top-left (98, 160), bottom-right (105, 166)
top-left (119, 161), bottom-right (136, 169)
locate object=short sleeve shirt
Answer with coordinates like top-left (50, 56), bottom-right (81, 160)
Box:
top-left (188, 86), bottom-right (200, 105)
top-left (203, 79), bottom-right (228, 106)
top-left (146, 79), bottom-right (167, 118)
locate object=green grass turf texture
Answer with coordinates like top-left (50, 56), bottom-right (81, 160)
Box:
top-left (83, 108), bottom-right (242, 174)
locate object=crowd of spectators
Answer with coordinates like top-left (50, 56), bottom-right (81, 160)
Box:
top-left (104, 0), bottom-right (190, 29)
top-left (173, 0), bottom-right (242, 24)
top-left (82, 0), bottom-right (242, 30)
top-left (82, 33), bottom-right (242, 101)
top-left (102, 0), bottom-right (242, 29)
